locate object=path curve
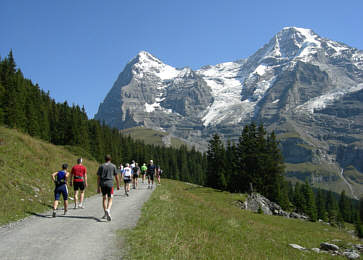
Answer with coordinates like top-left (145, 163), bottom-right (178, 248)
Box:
top-left (0, 182), bottom-right (154, 260)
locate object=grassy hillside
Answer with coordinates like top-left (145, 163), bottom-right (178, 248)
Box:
top-left (122, 179), bottom-right (361, 259)
top-left (120, 127), bottom-right (188, 148)
top-left (0, 126), bottom-right (101, 225)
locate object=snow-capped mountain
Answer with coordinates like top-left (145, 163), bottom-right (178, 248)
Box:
top-left (95, 27), bottom-right (363, 198)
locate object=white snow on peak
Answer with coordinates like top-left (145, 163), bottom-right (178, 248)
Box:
top-left (133, 51), bottom-right (180, 81)
top-left (144, 101), bottom-right (172, 114)
top-left (254, 64), bottom-right (268, 75)
top-left (197, 61), bottom-right (246, 126)
top-left (296, 83), bottom-right (363, 114)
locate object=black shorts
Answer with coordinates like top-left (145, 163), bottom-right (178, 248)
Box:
top-left (132, 173), bottom-right (138, 179)
top-left (101, 185), bottom-right (114, 197)
top-left (73, 182), bottom-right (85, 191)
top-left (124, 176), bottom-right (131, 183)
top-left (147, 174), bottom-right (154, 181)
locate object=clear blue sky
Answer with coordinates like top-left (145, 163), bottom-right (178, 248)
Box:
top-left (1, 0), bottom-right (362, 117)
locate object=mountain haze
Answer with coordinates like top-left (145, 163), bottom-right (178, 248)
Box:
top-left (95, 27), bottom-right (363, 198)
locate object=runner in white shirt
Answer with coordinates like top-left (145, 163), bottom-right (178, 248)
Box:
top-left (122, 163), bottom-right (132, 196)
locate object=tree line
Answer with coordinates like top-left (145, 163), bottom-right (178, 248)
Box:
top-left (1, 51), bottom-right (362, 237)
top-left (206, 122), bottom-right (362, 235)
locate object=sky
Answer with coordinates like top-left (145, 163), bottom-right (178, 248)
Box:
top-left (1, 0), bottom-right (362, 118)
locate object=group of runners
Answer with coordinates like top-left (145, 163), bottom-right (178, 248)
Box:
top-left (51, 155), bottom-right (162, 221)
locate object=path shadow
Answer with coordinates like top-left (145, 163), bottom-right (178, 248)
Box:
top-left (26, 212), bottom-right (50, 218)
top-left (26, 212), bottom-right (102, 222)
top-left (57, 215), bottom-right (102, 222)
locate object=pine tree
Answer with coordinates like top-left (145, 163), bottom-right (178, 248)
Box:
top-left (316, 188), bottom-right (327, 221)
top-left (206, 134), bottom-right (227, 190)
top-left (339, 190), bottom-right (351, 222)
top-left (303, 180), bottom-right (317, 221)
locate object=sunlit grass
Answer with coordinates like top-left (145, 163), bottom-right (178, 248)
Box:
top-left (0, 126), bottom-right (101, 225)
top-left (123, 179), bottom-right (359, 259)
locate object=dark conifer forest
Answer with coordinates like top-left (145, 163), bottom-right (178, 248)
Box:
top-left (0, 51), bottom-right (362, 235)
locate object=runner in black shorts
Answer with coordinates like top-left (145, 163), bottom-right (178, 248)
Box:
top-left (132, 162), bottom-right (139, 189)
top-left (122, 163), bottom-right (132, 196)
top-left (70, 158), bottom-right (87, 209)
top-left (147, 160), bottom-right (156, 189)
top-left (97, 155), bottom-right (120, 221)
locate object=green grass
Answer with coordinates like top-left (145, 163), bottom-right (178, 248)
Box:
top-left (0, 126), bottom-right (101, 225)
top-left (120, 127), bottom-right (187, 148)
top-left (122, 179), bottom-right (360, 259)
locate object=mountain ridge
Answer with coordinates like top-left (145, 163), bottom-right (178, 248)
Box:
top-left (95, 27), bottom-right (363, 197)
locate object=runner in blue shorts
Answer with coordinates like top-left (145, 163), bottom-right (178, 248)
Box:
top-left (51, 163), bottom-right (70, 217)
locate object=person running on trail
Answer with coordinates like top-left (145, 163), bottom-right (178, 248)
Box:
top-left (51, 163), bottom-right (70, 218)
top-left (156, 166), bottom-right (162, 185)
top-left (141, 163), bottom-right (147, 183)
top-left (130, 160), bottom-right (136, 169)
top-left (132, 162), bottom-right (140, 189)
top-left (122, 163), bottom-right (132, 196)
top-left (70, 158), bottom-right (87, 209)
top-left (146, 160), bottom-right (156, 189)
top-left (97, 154), bottom-right (120, 221)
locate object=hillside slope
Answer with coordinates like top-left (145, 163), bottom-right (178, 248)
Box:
top-left (120, 127), bottom-right (191, 148)
top-left (0, 126), bottom-right (100, 225)
top-left (123, 179), bottom-right (361, 259)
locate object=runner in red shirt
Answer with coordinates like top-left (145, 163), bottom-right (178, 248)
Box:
top-left (70, 158), bottom-right (87, 209)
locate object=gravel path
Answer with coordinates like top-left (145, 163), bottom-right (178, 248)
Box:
top-left (0, 181), bottom-right (154, 260)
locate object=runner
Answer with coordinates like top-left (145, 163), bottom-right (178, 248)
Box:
top-left (132, 162), bottom-right (140, 189)
top-left (51, 163), bottom-right (70, 218)
top-left (156, 166), bottom-right (162, 185)
top-left (70, 158), bottom-right (87, 209)
top-left (122, 163), bottom-right (132, 196)
top-left (146, 160), bottom-right (156, 189)
top-left (130, 160), bottom-right (136, 169)
top-left (97, 154), bottom-right (120, 221)
top-left (141, 163), bottom-right (147, 183)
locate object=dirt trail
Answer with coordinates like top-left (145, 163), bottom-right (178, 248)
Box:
top-left (0, 182), bottom-right (154, 260)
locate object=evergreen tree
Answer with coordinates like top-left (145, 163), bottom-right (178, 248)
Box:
top-left (206, 134), bottom-right (227, 190)
top-left (302, 180), bottom-right (317, 221)
top-left (339, 190), bottom-right (351, 222)
top-left (316, 188), bottom-right (327, 221)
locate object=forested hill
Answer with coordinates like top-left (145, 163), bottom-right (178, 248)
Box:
top-left (0, 51), bottom-right (207, 184)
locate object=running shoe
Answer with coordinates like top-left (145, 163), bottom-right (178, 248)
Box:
top-left (102, 212), bottom-right (107, 219)
top-left (78, 204), bottom-right (84, 209)
top-left (106, 210), bottom-right (112, 221)
top-left (73, 205), bottom-right (77, 209)
top-left (64, 210), bottom-right (68, 215)
top-left (52, 211), bottom-right (56, 218)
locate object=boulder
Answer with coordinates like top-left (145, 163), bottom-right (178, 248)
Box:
top-left (289, 244), bottom-right (306, 251)
top-left (320, 242), bottom-right (340, 251)
top-left (342, 251), bottom-right (360, 259)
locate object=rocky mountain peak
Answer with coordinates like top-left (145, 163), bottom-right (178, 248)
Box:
top-left (130, 51), bottom-right (180, 81)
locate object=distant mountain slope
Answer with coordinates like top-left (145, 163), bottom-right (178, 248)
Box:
top-left (95, 27), bottom-right (363, 198)
top-left (120, 127), bottom-right (189, 148)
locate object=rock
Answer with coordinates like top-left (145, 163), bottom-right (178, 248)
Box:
top-left (289, 244), bottom-right (306, 251)
top-left (354, 244), bottom-right (363, 252)
top-left (343, 251), bottom-right (360, 259)
top-left (240, 193), bottom-right (310, 220)
top-left (320, 242), bottom-right (340, 251)
top-left (311, 248), bottom-right (320, 253)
